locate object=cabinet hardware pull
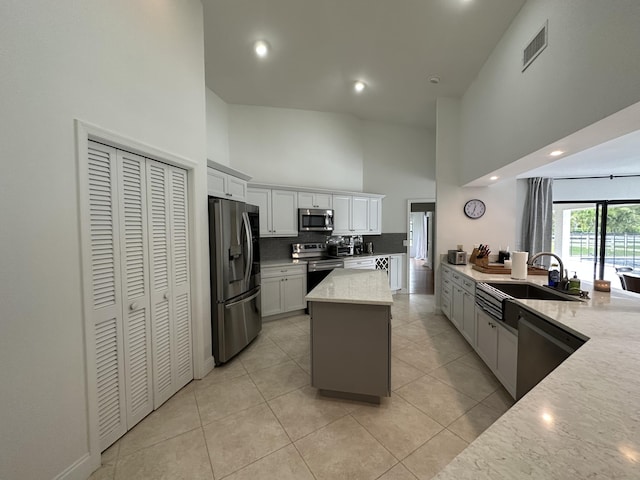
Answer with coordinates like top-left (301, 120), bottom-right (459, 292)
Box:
top-left (164, 292), bottom-right (169, 300)
top-left (130, 302), bottom-right (138, 311)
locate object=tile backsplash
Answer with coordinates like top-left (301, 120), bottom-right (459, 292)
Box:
top-left (259, 232), bottom-right (407, 261)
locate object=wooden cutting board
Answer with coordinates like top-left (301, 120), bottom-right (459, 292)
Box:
top-left (472, 264), bottom-right (548, 275)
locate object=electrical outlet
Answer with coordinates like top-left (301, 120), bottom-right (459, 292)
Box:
top-left (402, 239), bottom-right (408, 246)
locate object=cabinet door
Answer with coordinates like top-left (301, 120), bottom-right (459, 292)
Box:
top-left (351, 196), bottom-right (369, 233)
top-left (332, 195), bottom-right (351, 234)
top-left (298, 192), bottom-right (331, 209)
top-left (261, 276), bottom-right (284, 316)
top-left (451, 286), bottom-right (464, 331)
top-left (496, 324), bottom-right (517, 398)
top-left (475, 308), bottom-right (497, 368)
top-left (226, 176), bottom-right (247, 201)
top-left (368, 197), bottom-right (381, 234)
top-left (461, 291), bottom-right (476, 347)
top-left (314, 193), bottom-right (333, 209)
top-left (247, 188), bottom-right (271, 236)
top-left (298, 192), bottom-right (316, 209)
top-left (389, 254), bottom-right (404, 291)
top-left (271, 189), bottom-right (298, 236)
top-left (282, 274), bottom-right (306, 311)
top-left (207, 169), bottom-right (226, 198)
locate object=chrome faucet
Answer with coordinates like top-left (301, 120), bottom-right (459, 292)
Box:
top-left (527, 252), bottom-right (568, 288)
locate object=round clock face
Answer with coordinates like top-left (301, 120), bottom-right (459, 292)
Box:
top-left (464, 199), bottom-right (486, 219)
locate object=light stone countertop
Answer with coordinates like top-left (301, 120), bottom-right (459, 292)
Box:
top-left (261, 259), bottom-right (308, 268)
top-left (305, 268), bottom-right (393, 306)
top-left (434, 263), bottom-right (640, 480)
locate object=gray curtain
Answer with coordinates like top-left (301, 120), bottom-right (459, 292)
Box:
top-left (521, 177), bottom-right (553, 262)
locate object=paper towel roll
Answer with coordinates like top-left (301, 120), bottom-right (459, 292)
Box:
top-left (511, 251), bottom-right (529, 280)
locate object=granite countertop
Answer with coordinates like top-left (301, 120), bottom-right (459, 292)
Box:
top-left (305, 269), bottom-right (393, 306)
top-left (434, 263), bottom-right (640, 479)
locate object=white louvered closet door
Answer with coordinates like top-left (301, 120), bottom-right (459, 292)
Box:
top-left (169, 166), bottom-right (193, 389)
top-left (116, 150), bottom-right (153, 427)
top-left (146, 160), bottom-right (192, 408)
top-left (87, 141), bottom-right (127, 451)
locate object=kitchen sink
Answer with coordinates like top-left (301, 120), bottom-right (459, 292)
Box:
top-left (486, 282), bottom-right (582, 302)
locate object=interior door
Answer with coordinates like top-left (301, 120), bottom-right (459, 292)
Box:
top-left (87, 141), bottom-right (127, 451)
top-left (116, 150), bottom-right (153, 428)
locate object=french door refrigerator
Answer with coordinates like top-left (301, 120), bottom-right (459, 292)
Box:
top-left (208, 197), bottom-right (261, 365)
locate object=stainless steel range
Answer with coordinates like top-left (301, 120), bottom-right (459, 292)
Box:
top-left (292, 243), bottom-right (344, 292)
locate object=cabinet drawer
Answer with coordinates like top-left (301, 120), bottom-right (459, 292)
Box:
top-left (262, 264), bottom-right (307, 278)
top-left (461, 277), bottom-right (475, 295)
top-left (345, 258), bottom-right (376, 269)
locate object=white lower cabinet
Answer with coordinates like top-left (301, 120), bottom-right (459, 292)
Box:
top-left (475, 307), bottom-right (517, 398)
top-left (261, 265), bottom-right (307, 317)
top-left (441, 266), bottom-right (453, 320)
top-left (389, 254), bottom-right (404, 291)
top-left (344, 257), bottom-right (376, 269)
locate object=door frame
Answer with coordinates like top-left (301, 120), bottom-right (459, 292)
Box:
top-left (75, 120), bottom-right (201, 470)
top-left (406, 198), bottom-right (436, 294)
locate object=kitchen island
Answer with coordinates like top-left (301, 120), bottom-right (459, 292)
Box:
top-left (435, 263), bottom-right (640, 480)
top-left (306, 268), bottom-right (393, 402)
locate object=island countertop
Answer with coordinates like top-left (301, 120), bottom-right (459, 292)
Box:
top-left (434, 263), bottom-right (640, 479)
top-left (305, 268), bottom-right (393, 306)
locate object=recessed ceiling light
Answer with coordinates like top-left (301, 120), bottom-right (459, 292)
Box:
top-left (353, 81), bottom-right (366, 93)
top-left (490, 176), bottom-right (499, 181)
top-left (549, 150), bottom-right (564, 157)
top-left (254, 40), bottom-right (270, 58)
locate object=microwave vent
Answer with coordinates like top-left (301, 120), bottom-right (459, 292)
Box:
top-left (522, 21), bottom-right (548, 72)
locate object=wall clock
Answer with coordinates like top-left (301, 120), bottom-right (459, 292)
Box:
top-left (464, 199), bottom-right (486, 219)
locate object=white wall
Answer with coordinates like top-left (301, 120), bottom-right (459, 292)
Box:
top-left (459, 0), bottom-right (640, 183)
top-left (554, 176), bottom-right (640, 202)
top-left (206, 88), bottom-right (231, 165)
top-left (436, 98), bottom-right (518, 299)
top-left (362, 121), bottom-right (436, 233)
top-left (0, 2), bottom-right (207, 479)
top-left (229, 105), bottom-right (363, 191)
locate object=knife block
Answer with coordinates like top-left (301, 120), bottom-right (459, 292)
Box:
top-left (469, 248), bottom-right (480, 264)
top-left (475, 256), bottom-right (489, 267)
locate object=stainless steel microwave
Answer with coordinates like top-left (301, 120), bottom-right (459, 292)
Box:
top-left (299, 208), bottom-right (334, 232)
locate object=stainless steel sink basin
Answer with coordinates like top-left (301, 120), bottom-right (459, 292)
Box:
top-left (486, 282), bottom-right (582, 302)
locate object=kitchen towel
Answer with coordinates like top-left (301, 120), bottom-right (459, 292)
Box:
top-left (511, 251), bottom-right (529, 280)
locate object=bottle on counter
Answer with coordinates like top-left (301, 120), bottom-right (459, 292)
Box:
top-left (569, 272), bottom-right (581, 294)
top-left (548, 262), bottom-right (560, 288)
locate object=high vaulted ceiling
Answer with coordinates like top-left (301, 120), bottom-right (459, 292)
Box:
top-left (202, 0), bottom-right (526, 129)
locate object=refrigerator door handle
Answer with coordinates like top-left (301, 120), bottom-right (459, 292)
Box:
top-left (225, 287), bottom-right (261, 309)
top-left (242, 211), bottom-right (253, 286)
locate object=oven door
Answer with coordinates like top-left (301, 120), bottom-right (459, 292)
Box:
top-left (307, 260), bottom-right (344, 292)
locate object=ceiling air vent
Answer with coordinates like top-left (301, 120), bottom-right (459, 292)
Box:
top-left (522, 21), bottom-right (548, 72)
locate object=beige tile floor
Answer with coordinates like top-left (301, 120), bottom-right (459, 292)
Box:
top-left (92, 294), bottom-right (514, 480)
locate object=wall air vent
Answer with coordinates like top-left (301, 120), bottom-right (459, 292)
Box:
top-left (522, 21), bottom-right (548, 72)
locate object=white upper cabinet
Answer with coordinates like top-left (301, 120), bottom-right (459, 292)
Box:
top-left (247, 187), bottom-right (298, 237)
top-left (298, 191), bottom-right (332, 209)
top-left (207, 166), bottom-right (247, 202)
top-left (368, 197), bottom-right (381, 234)
top-left (332, 194), bottom-right (382, 235)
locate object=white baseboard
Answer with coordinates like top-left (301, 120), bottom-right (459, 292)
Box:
top-left (196, 355), bottom-right (216, 379)
top-left (53, 452), bottom-right (99, 480)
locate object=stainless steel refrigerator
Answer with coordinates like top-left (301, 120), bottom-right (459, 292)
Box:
top-left (208, 197), bottom-right (261, 365)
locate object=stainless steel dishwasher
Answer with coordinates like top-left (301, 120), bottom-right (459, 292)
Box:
top-left (507, 301), bottom-right (587, 400)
